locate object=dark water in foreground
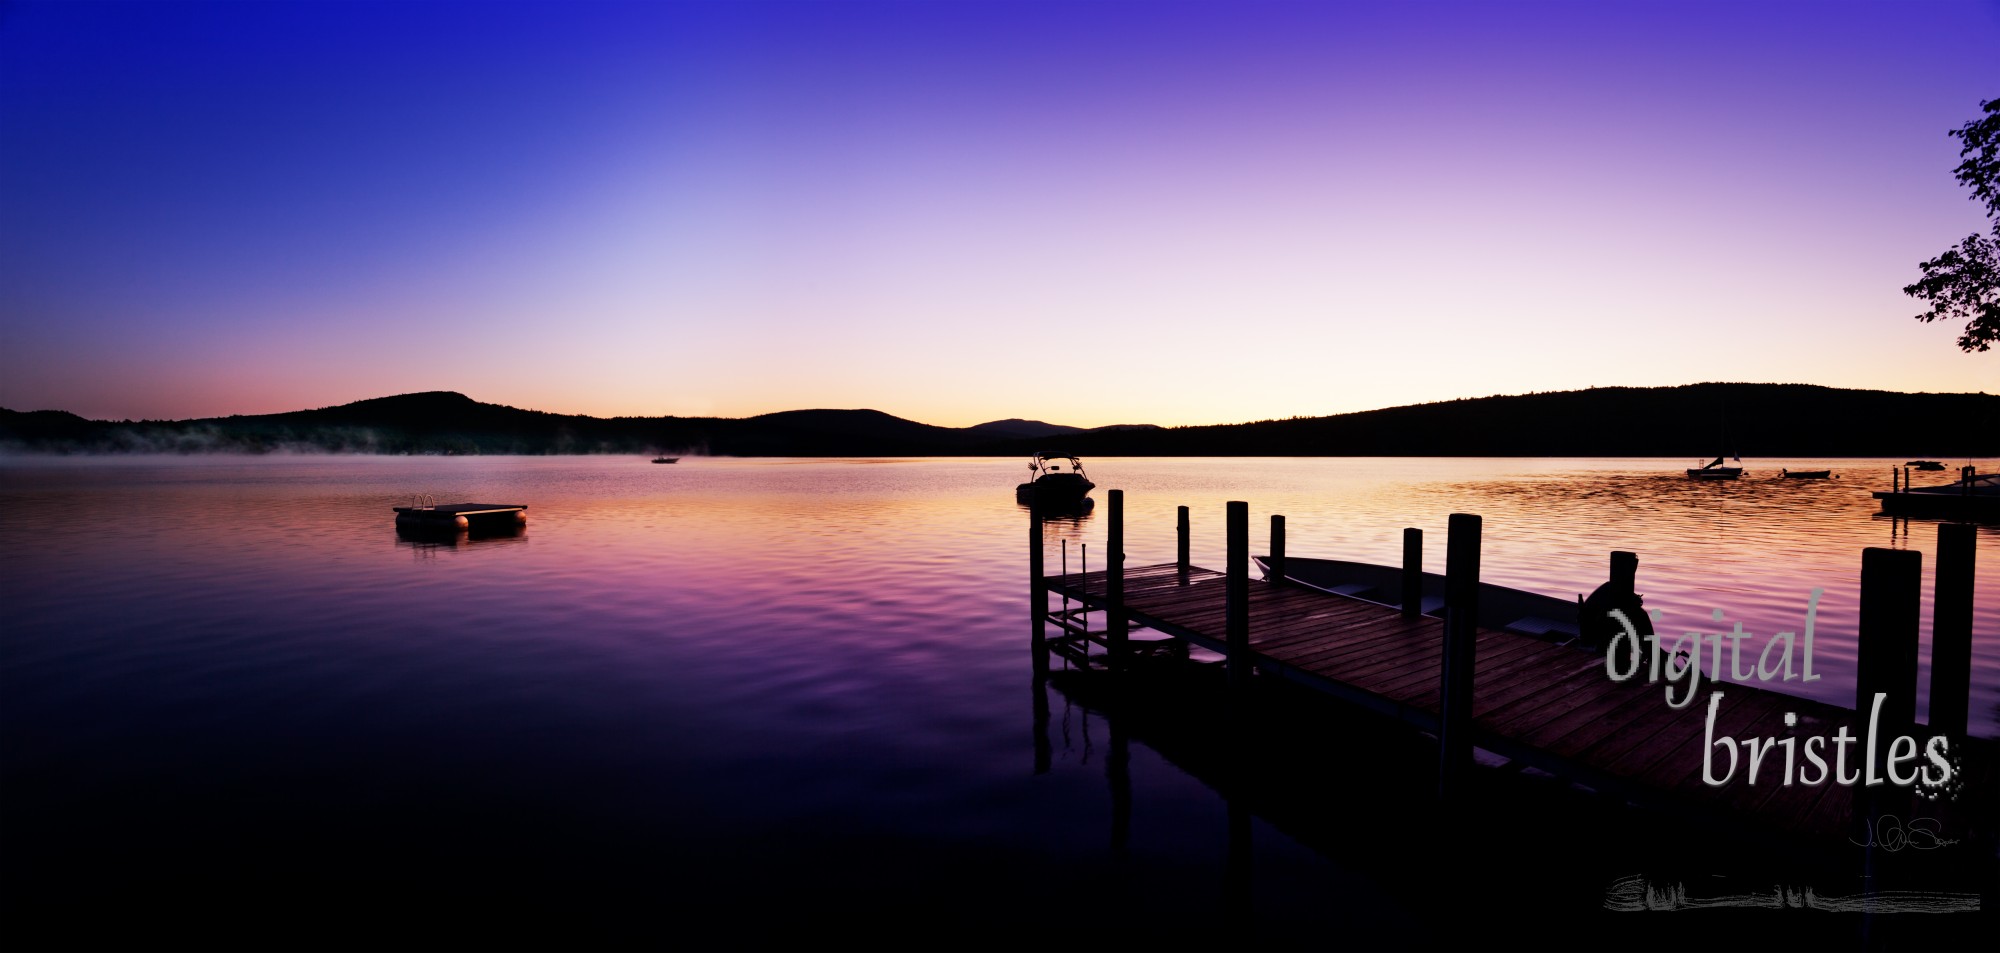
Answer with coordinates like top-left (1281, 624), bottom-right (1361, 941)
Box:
top-left (2, 456), bottom-right (1995, 948)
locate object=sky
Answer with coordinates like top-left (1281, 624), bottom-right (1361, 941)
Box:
top-left (2, 0), bottom-right (1998, 428)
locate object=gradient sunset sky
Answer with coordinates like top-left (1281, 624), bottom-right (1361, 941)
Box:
top-left (3, 0), bottom-right (1997, 428)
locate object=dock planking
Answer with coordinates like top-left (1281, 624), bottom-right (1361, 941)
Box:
top-left (1038, 504), bottom-right (1990, 846)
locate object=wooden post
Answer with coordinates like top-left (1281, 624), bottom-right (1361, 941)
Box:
top-left (1929, 524), bottom-right (1976, 738)
top-left (1029, 490), bottom-right (1047, 674)
top-left (1177, 505), bottom-right (1190, 576)
top-left (1891, 467), bottom-right (1898, 493)
top-left (1269, 514), bottom-right (1286, 585)
top-left (1107, 489), bottom-right (1128, 663)
top-left (1857, 547), bottom-right (1921, 754)
top-left (1856, 545), bottom-right (1921, 910)
top-left (1438, 513), bottom-right (1481, 800)
top-left (1610, 550), bottom-right (1638, 588)
top-left (1401, 528), bottom-right (1422, 618)
top-left (1226, 501), bottom-right (1250, 697)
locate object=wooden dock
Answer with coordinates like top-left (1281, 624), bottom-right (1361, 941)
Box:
top-left (1029, 493), bottom-right (1990, 846)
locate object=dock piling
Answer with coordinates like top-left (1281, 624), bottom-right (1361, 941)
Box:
top-left (1029, 490), bottom-right (1045, 672)
top-left (1108, 489), bottom-right (1128, 663)
top-left (1857, 547), bottom-right (1921, 802)
top-left (1269, 515), bottom-right (1286, 585)
top-left (1929, 524), bottom-right (1976, 738)
top-left (1226, 501), bottom-right (1250, 697)
top-left (1401, 528), bottom-right (1422, 619)
top-left (1438, 513), bottom-right (1482, 800)
top-left (1177, 505), bottom-right (1191, 577)
top-left (1857, 547), bottom-right (1921, 731)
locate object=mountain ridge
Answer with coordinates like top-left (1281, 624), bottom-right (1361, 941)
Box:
top-left (1, 383), bottom-right (1993, 456)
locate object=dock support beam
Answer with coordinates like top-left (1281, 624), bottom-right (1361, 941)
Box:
top-left (1438, 513), bottom-right (1482, 801)
top-left (1177, 505), bottom-right (1190, 577)
top-left (1107, 489), bottom-right (1128, 664)
top-left (1029, 490), bottom-right (1046, 675)
top-left (1401, 528), bottom-right (1422, 619)
top-left (1269, 515), bottom-right (1286, 585)
top-left (1226, 501), bottom-right (1250, 699)
top-left (1929, 524), bottom-right (1976, 738)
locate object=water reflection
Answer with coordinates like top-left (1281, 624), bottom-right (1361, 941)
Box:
top-left (2, 454), bottom-right (1995, 947)
top-left (393, 523), bottom-right (529, 552)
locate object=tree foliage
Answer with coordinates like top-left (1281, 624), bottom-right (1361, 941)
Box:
top-left (1906, 98), bottom-right (2000, 352)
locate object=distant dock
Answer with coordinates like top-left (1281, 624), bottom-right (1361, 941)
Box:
top-left (1876, 465), bottom-right (1999, 522)
top-left (1030, 491), bottom-right (1990, 845)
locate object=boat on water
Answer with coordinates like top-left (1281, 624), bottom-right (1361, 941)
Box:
top-left (1252, 555), bottom-right (1588, 641)
top-left (1907, 460), bottom-right (1946, 471)
top-left (1016, 452), bottom-right (1095, 507)
top-left (1781, 469), bottom-right (1831, 479)
top-left (1687, 456), bottom-right (1743, 480)
top-left (652, 456), bottom-right (679, 464)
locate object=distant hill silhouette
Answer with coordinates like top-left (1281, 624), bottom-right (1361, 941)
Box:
top-left (1, 383), bottom-right (1992, 456)
top-left (966, 418), bottom-right (1085, 440)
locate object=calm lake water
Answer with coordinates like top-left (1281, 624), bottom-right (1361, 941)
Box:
top-left (3, 455), bottom-right (1995, 947)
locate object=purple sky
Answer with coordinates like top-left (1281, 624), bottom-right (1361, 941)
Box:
top-left (2, 0), bottom-right (1997, 427)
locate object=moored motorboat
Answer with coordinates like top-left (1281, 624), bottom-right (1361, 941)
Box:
top-left (1907, 460), bottom-right (1946, 471)
top-left (1016, 452), bottom-right (1095, 506)
top-left (1781, 469), bottom-right (1830, 479)
top-left (652, 456), bottom-right (679, 464)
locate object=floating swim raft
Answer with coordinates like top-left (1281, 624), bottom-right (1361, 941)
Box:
top-left (393, 501), bottom-right (528, 531)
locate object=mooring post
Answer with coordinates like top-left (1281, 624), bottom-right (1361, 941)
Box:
top-left (1401, 528), bottom-right (1423, 619)
top-left (1177, 505), bottom-right (1190, 577)
top-left (1438, 513), bottom-right (1482, 801)
top-left (1029, 490), bottom-right (1046, 674)
top-left (1891, 467), bottom-right (1898, 494)
top-left (1857, 544), bottom-right (1921, 844)
top-left (1856, 545), bottom-right (1921, 922)
top-left (1226, 501), bottom-right (1250, 698)
top-left (1929, 524), bottom-right (1976, 738)
top-left (1610, 550), bottom-right (1638, 589)
top-left (1857, 547), bottom-right (1921, 733)
top-left (1107, 489), bottom-right (1128, 664)
top-left (1269, 515), bottom-right (1286, 585)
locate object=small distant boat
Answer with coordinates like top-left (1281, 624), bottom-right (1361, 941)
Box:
top-left (652, 457), bottom-right (679, 464)
top-left (1687, 456), bottom-right (1743, 480)
top-left (1016, 452), bottom-right (1095, 506)
top-left (1781, 469), bottom-right (1831, 479)
top-left (1907, 460), bottom-right (1946, 471)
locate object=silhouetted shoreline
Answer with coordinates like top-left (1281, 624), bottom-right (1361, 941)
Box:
top-left (2, 383), bottom-right (1993, 458)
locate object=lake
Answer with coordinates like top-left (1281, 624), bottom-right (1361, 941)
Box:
top-left (2, 455), bottom-right (1994, 948)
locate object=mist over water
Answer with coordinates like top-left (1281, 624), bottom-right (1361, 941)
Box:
top-left (2, 455), bottom-right (1994, 945)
